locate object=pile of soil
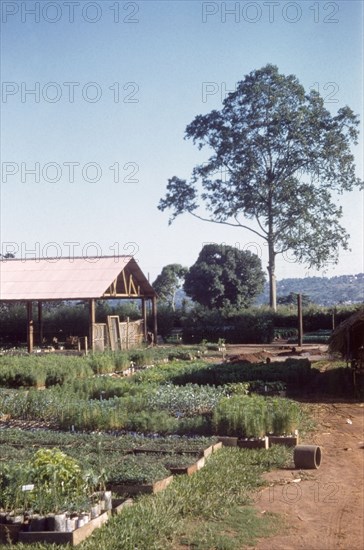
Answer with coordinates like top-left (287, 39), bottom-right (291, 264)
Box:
top-left (227, 352), bottom-right (273, 364)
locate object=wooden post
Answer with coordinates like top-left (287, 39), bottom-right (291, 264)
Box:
top-left (27, 301), bottom-right (34, 353)
top-left (38, 301), bottom-right (43, 346)
top-left (346, 327), bottom-right (351, 365)
top-left (89, 299), bottom-right (95, 352)
top-left (126, 316), bottom-right (130, 351)
top-left (152, 296), bottom-right (158, 345)
top-left (297, 294), bottom-right (303, 347)
top-left (142, 298), bottom-right (147, 342)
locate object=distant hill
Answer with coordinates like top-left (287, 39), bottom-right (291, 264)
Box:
top-left (173, 274), bottom-right (364, 308)
top-left (255, 273), bottom-right (364, 306)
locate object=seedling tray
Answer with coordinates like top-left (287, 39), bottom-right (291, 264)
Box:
top-left (109, 474), bottom-right (174, 495)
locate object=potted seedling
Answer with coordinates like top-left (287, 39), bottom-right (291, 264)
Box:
top-left (29, 448), bottom-right (87, 532)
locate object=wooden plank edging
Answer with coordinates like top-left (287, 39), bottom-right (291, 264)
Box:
top-left (268, 435), bottom-right (299, 447)
top-left (13, 499), bottom-right (133, 546)
top-left (18, 511), bottom-right (109, 546)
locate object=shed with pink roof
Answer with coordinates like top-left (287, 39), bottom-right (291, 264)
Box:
top-left (0, 256), bottom-right (157, 352)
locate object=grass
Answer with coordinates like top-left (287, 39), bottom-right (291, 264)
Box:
top-left (178, 507), bottom-right (280, 549)
top-left (0, 447), bottom-right (291, 550)
top-left (95, 446), bottom-right (291, 549)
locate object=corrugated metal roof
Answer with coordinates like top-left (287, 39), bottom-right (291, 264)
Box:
top-left (0, 256), bottom-right (154, 300)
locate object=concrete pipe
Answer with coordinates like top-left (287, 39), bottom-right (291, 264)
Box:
top-left (293, 445), bottom-right (322, 469)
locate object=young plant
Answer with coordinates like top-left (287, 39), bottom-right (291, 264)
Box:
top-left (29, 448), bottom-right (87, 513)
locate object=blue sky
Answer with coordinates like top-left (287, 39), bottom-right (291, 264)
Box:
top-left (1, 0), bottom-right (363, 283)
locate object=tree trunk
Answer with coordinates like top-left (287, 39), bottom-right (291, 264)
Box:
top-left (267, 241), bottom-right (277, 311)
top-left (267, 190), bottom-right (277, 311)
top-left (297, 293), bottom-right (303, 346)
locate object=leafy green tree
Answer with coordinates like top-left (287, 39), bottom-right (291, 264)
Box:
top-left (183, 244), bottom-right (265, 310)
top-left (277, 292), bottom-right (312, 307)
top-left (153, 264), bottom-right (188, 311)
top-left (158, 64), bottom-right (362, 310)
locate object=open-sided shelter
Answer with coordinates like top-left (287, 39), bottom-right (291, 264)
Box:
top-left (0, 256), bottom-right (157, 352)
top-left (328, 308), bottom-right (364, 369)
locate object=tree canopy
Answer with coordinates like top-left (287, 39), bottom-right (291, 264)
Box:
top-left (152, 263), bottom-right (188, 310)
top-left (183, 244), bottom-right (265, 310)
top-left (277, 292), bottom-right (312, 307)
top-left (158, 64), bottom-right (362, 310)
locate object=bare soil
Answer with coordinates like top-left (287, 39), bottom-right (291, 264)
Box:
top-left (223, 342), bottom-right (329, 363)
top-left (223, 344), bottom-right (364, 549)
top-left (251, 402), bottom-right (364, 550)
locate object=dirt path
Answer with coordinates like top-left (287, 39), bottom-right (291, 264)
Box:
top-left (253, 402), bottom-right (364, 550)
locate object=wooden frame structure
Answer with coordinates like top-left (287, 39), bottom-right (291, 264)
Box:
top-left (329, 308), bottom-right (364, 369)
top-left (0, 256), bottom-right (157, 353)
top-left (107, 315), bottom-right (122, 351)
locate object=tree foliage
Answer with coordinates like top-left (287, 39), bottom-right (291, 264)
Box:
top-left (159, 64), bottom-right (362, 309)
top-left (277, 292), bottom-right (312, 307)
top-left (183, 244), bottom-right (265, 310)
top-left (153, 264), bottom-right (188, 310)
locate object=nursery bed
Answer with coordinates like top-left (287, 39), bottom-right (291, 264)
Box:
top-left (109, 474), bottom-right (174, 496)
top-left (0, 498), bottom-right (133, 546)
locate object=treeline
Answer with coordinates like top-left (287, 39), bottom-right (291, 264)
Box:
top-left (1, 300), bottom-right (362, 348)
top-left (165, 304), bottom-right (362, 344)
top-left (256, 273), bottom-right (364, 306)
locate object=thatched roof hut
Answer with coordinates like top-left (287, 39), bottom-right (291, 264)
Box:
top-left (329, 308), bottom-right (364, 366)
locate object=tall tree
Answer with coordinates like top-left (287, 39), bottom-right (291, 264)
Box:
top-left (152, 264), bottom-right (188, 311)
top-left (158, 64), bottom-right (362, 310)
top-left (184, 244), bottom-right (265, 310)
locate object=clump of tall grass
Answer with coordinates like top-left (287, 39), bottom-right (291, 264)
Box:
top-left (0, 354), bottom-right (93, 388)
top-left (86, 352), bottom-right (126, 375)
top-left (213, 394), bottom-right (300, 437)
